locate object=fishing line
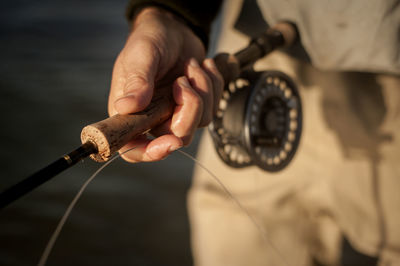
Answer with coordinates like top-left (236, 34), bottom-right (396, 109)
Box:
top-left (177, 150), bottom-right (290, 266)
top-left (37, 147), bottom-right (137, 266)
top-left (38, 147), bottom-right (289, 266)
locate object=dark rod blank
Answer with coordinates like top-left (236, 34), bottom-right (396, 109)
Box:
top-left (0, 142), bottom-right (97, 209)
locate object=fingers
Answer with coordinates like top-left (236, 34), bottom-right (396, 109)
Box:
top-left (151, 76), bottom-right (203, 145)
top-left (152, 58), bottom-right (224, 146)
top-left (186, 58), bottom-right (214, 127)
top-left (119, 57), bottom-right (224, 163)
top-left (119, 76), bottom-right (200, 163)
top-left (109, 37), bottom-right (160, 116)
top-left (120, 134), bottom-right (183, 163)
top-left (202, 58), bottom-right (224, 116)
top-left (185, 58), bottom-right (224, 127)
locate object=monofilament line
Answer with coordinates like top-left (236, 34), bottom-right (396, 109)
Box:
top-left (37, 148), bottom-right (136, 266)
top-left (178, 150), bottom-right (290, 266)
top-left (38, 147), bottom-right (290, 266)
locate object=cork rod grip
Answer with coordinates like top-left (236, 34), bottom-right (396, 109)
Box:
top-left (81, 85), bottom-right (174, 162)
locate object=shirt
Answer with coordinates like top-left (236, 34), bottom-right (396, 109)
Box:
top-left (126, 0), bottom-right (400, 74)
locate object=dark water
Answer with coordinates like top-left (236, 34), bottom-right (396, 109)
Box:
top-left (0, 1), bottom-right (196, 265)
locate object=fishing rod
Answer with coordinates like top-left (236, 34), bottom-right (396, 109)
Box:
top-left (0, 22), bottom-right (302, 209)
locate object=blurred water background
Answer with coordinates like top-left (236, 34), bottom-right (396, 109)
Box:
top-left (0, 0), bottom-right (197, 265)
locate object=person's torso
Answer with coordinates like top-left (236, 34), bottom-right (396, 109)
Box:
top-left (252, 0), bottom-right (400, 74)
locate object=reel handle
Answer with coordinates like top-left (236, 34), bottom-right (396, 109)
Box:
top-left (81, 22), bottom-right (297, 162)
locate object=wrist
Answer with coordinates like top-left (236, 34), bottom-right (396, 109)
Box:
top-left (131, 6), bottom-right (207, 50)
top-left (132, 6), bottom-right (183, 29)
top-left (131, 6), bottom-right (205, 54)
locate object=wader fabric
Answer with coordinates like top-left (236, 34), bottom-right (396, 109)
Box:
top-left (188, 1), bottom-right (400, 265)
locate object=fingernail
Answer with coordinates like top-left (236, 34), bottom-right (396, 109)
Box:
top-left (189, 58), bottom-right (200, 68)
top-left (178, 76), bottom-right (190, 88)
top-left (168, 144), bottom-right (181, 153)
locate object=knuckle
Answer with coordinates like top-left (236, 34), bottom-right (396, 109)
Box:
top-left (188, 88), bottom-right (204, 110)
top-left (186, 85), bottom-right (204, 108)
top-left (130, 36), bottom-right (161, 57)
top-left (189, 66), bottom-right (212, 89)
top-left (125, 73), bottom-right (148, 89)
top-left (203, 59), bottom-right (224, 93)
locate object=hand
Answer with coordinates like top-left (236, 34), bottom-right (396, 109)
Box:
top-left (108, 7), bottom-right (223, 162)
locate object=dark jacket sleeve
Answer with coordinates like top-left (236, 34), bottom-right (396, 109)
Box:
top-left (126, 0), bottom-right (223, 48)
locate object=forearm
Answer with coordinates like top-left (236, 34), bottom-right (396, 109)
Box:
top-left (126, 0), bottom-right (223, 47)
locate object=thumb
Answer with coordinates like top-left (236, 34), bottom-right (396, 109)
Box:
top-left (110, 38), bottom-right (161, 115)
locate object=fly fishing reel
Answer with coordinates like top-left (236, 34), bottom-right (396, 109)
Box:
top-left (209, 70), bottom-right (302, 172)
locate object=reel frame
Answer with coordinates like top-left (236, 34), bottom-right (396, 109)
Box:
top-left (209, 70), bottom-right (302, 172)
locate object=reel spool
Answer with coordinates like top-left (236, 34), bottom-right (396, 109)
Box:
top-left (209, 70), bottom-right (302, 172)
